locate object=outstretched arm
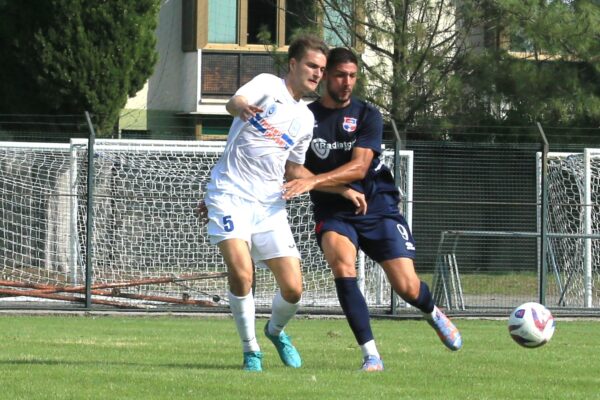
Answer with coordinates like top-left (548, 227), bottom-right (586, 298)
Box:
top-left (226, 95), bottom-right (264, 121)
top-left (284, 161), bottom-right (367, 215)
top-left (282, 147), bottom-right (374, 199)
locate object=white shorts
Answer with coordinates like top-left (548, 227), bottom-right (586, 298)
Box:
top-left (205, 192), bottom-right (300, 264)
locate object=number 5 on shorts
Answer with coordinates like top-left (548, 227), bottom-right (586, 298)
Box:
top-left (222, 215), bottom-right (234, 232)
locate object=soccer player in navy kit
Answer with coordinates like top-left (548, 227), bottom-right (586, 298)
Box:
top-left (283, 48), bottom-right (462, 371)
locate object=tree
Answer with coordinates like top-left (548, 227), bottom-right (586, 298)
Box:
top-left (0, 0), bottom-right (161, 135)
top-left (315, 0), bottom-right (489, 130)
top-left (451, 0), bottom-right (600, 134)
top-left (309, 0), bottom-right (599, 140)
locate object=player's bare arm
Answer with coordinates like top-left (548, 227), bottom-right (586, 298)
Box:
top-left (282, 147), bottom-right (374, 199)
top-left (338, 187), bottom-right (368, 215)
top-left (226, 95), bottom-right (264, 121)
top-left (284, 161), bottom-right (313, 181)
top-left (284, 161), bottom-right (367, 215)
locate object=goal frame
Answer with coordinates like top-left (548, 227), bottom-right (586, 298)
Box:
top-left (0, 138), bottom-right (414, 310)
top-left (537, 149), bottom-right (600, 308)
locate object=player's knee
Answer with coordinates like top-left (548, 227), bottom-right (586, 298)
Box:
top-left (329, 261), bottom-right (357, 278)
top-left (227, 274), bottom-right (254, 296)
top-left (397, 279), bottom-right (420, 301)
top-left (280, 286), bottom-right (302, 304)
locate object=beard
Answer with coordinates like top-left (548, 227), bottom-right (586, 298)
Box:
top-left (326, 82), bottom-right (351, 104)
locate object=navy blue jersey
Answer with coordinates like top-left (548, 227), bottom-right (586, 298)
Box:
top-left (306, 97), bottom-right (399, 220)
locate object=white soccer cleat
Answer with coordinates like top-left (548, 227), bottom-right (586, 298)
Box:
top-left (426, 306), bottom-right (462, 351)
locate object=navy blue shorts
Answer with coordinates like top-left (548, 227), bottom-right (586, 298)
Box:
top-left (314, 213), bottom-right (416, 263)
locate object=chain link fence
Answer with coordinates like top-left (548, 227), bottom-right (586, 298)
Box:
top-left (1, 115), bottom-right (599, 316)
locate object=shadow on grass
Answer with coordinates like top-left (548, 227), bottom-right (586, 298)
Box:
top-left (0, 358), bottom-right (241, 370)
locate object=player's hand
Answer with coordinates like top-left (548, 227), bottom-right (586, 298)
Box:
top-left (281, 177), bottom-right (316, 200)
top-left (340, 188), bottom-right (367, 215)
top-left (239, 105), bottom-right (263, 122)
top-left (195, 200), bottom-right (208, 223)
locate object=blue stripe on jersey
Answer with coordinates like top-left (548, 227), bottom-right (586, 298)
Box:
top-left (249, 114), bottom-right (293, 150)
top-left (249, 114), bottom-right (266, 133)
top-left (281, 133), bottom-right (294, 146)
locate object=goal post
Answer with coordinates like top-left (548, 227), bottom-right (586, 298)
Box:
top-left (0, 139), bottom-right (414, 310)
top-left (431, 150), bottom-right (600, 311)
top-left (539, 149), bottom-right (600, 308)
top-left (0, 142), bottom-right (74, 272)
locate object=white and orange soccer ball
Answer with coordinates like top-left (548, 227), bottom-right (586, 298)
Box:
top-left (508, 302), bottom-right (555, 348)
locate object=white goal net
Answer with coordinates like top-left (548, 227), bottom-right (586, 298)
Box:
top-left (0, 139), bottom-right (413, 310)
top-left (541, 149), bottom-right (600, 307)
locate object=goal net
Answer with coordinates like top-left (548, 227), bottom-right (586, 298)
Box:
top-left (542, 149), bottom-right (600, 307)
top-left (0, 139), bottom-right (413, 310)
top-left (0, 142), bottom-right (73, 291)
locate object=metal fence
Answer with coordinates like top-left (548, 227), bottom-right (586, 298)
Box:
top-left (1, 114), bottom-right (599, 316)
top-left (406, 134), bottom-right (600, 315)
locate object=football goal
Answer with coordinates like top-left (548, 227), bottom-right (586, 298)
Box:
top-left (542, 149), bottom-right (600, 308)
top-left (431, 149), bottom-right (600, 311)
top-left (0, 139), bottom-right (413, 310)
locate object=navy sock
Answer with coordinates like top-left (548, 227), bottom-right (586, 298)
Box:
top-left (334, 277), bottom-right (374, 345)
top-left (406, 281), bottom-right (435, 314)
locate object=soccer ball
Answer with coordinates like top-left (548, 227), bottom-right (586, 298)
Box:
top-left (508, 302), bottom-right (555, 348)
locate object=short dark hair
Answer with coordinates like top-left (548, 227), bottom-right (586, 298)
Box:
top-left (326, 47), bottom-right (359, 71)
top-left (287, 34), bottom-right (329, 63)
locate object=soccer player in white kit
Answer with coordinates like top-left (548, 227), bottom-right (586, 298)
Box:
top-left (204, 35), bottom-right (328, 371)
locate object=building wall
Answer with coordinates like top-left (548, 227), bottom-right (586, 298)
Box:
top-left (120, 0), bottom-right (205, 134)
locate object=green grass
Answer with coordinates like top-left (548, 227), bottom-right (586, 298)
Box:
top-left (419, 272), bottom-right (542, 295)
top-left (0, 315), bottom-right (598, 399)
top-left (422, 271), bottom-right (600, 297)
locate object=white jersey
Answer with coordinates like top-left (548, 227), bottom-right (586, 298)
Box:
top-left (207, 73), bottom-right (314, 206)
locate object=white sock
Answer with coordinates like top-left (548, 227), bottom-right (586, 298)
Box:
top-left (267, 290), bottom-right (300, 337)
top-left (228, 290), bottom-right (260, 353)
top-left (426, 305), bottom-right (440, 320)
top-left (360, 340), bottom-right (380, 359)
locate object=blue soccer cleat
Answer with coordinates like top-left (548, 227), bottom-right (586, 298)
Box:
top-left (427, 306), bottom-right (462, 351)
top-left (361, 355), bottom-right (384, 372)
top-left (264, 321), bottom-right (302, 368)
top-left (242, 351), bottom-right (263, 372)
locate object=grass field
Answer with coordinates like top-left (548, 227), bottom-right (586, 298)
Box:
top-left (0, 314), bottom-right (598, 400)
